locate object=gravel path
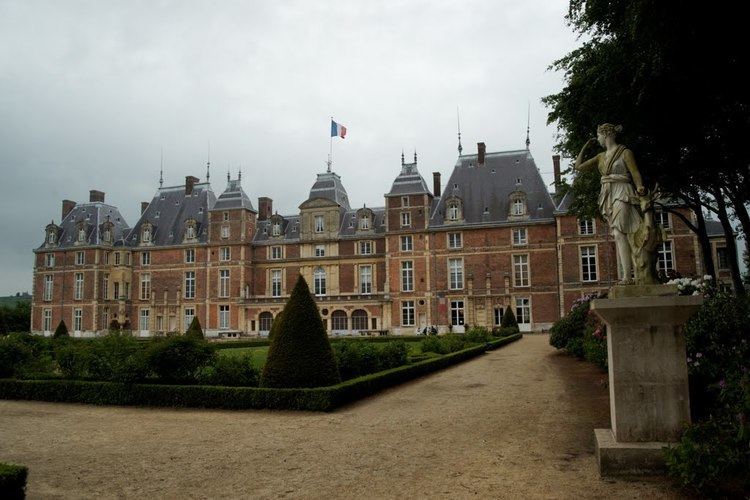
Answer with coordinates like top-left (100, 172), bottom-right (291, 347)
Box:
top-left (0, 335), bottom-right (680, 499)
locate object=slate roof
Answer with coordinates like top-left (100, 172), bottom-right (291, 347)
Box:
top-left (705, 218), bottom-right (726, 237)
top-left (127, 182), bottom-right (216, 246)
top-left (338, 207), bottom-right (387, 238)
top-left (253, 216), bottom-right (301, 243)
top-left (386, 160), bottom-right (431, 196)
top-left (430, 149), bottom-right (556, 227)
top-left (211, 178), bottom-right (256, 212)
top-left (306, 171), bottom-right (351, 210)
top-left (39, 202), bottom-right (130, 249)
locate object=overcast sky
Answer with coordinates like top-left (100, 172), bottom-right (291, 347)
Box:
top-left (0, 0), bottom-right (579, 295)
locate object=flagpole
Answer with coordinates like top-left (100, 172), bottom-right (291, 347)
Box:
top-left (328, 116), bottom-right (333, 173)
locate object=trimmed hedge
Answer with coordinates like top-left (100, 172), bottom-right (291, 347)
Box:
top-left (486, 333), bottom-right (522, 350)
top-left (0, 462), bottom-right (27, 499)
top-left (212, 335), bottom-right (426, 351)
top-left (0, 334), bottom-right (522, 411)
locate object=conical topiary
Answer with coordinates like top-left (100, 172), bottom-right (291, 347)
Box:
top-left (501, 305), bottom-right (518, 329)
top-left (53, 320), bottom-right (69, 338)
top-left (267, 309), bottom-right (284, 341)
top-left (185, 316), bottom-right (204, 339)
top-left (260, 275), bottom-right (340, 388)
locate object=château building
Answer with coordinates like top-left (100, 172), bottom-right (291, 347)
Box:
top-left (31, 142), bottom-right (730, 337)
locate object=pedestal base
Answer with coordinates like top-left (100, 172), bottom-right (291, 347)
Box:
top-left (594, 428), bottom-right (670, 476)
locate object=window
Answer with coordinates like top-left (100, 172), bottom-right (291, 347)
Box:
top-left (655, 211), bottom-right (671, 230)
top-left (43, 309), bottom-right (52, 332)
top-left (114, 282), bottom-right (120, 300)
top-left (125, 253), bottom-right (131, 265)
top-left (717, 247), bottom-right (729, 270)
top-left (140, 273), bottom-right (151, 300)
top-left (314, 215), bottom-right (325, 233)
top-left (401, 196), bottom-right (410, 207)
top-left (185, 248), bottom-right (195, 263)
top-left (74, 309), bottom-right (82, 332)
top-left (360, 265), bottom-right (372, 294)
top-left (271, 269), bottom-right (282, 297)
top-left (314, 267), bottom-right (326, 295)
top-left (115, 252), bottom-right (121, 266)
top-left (76, 251), bottom-right (85, 265)
top-left (139, 309), bottom-right (150, 331)
top-left (272, 222), bottom-right (281, 236)
top-left (186, 224), bottom-right (196, 239)
top-left (359, 214), bottom-right (370, 230)
top-left (142, 226), bottom-right (151, 243)
top-left (401, 212), bottom-right (411, 227)
top-left (77, 225), bottom-right (86, 242)
top-left (512, 228), bottom-right (528, 246)
top-left (449, 258), bottom-right (464, 290)
top-left (184, 308), bottom-right (195, 331)
top-left (512, 198), bottom-right (525, 216)
top-left (315, 244), bottom-right (326, 257)
top-left (219, 305), bottom-right (229, 329)
top-left (259, 312), bottom-right (273, 332)
top-left (74, 272), bottom-right (84, 300)
top-left (220, 247), bottom-right (230, 261)
top-left (515, 297), bottom-right (531, 324)
top-left (219, 269), bottom-right (230, 298)
top-left (102, 273), bottom-right (109, 300)
top-left (44, 275), bottom-right (53, 301)
top-left (103, 252), bottom-right (109, 265)
top-left (494, 307), bottom-right (503, 326)
top-left (513, 254), bottom-right (530, 287)
top-left (331, 310), bottom-right (348, 331)
top-left (271, 246), bottom-right (282, 260)
top-left (45, 253), bottom-right (55, 267)
top-left (401, 300), bottom-right (415, 326)
top-left (578, 218), bottom-right (594, 235)
top-left (359, 241), bottom-right (373, 255)
top-left (102, 309), bottom-right (109, 331)
top-left (185, 271), bottom-right (196, 299)
top-left (221, 225), bottom-right (230, 238)
top-left (352, 309), bottom-right (368, 331)
top-left (450, 300), bottom-right (465, 326)
top-left (657, 241), bottom-right (674, 272)
top-left (401, 261), bottom-right (414, 292)
top-left (447, 201), bottom-right (461, 221)
top-left (448, 233), bottom-right (462, 249)
top-left (580, 246), bottom-right (598, 282)
top-left (156, 315), bottom-right (163, 331)
top-left (141, 251), bottom-right (150, 266)
top-left (401, 235), bottom-right (413, 251)
top-left (223, 211), bottom-right (229, 222)
top-left (47, 230), bottom-right (56, 244)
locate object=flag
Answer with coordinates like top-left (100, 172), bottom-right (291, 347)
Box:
top-left (331, 120), bottom-right (347, 138)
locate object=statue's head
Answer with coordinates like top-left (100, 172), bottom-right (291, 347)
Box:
top-left (596, 123), bottom-right (623, 147)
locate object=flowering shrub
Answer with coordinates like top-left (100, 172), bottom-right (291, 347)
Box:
top-left (666, 275), bottom-right (714, 296)
top-left (549, 293), bottom-right (607, 370)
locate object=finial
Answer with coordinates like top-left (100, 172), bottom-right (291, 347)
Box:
top-left (401, 149), bottom-right (405, 166)
top-left (238, 167), bottom-right (242, 182)
top-left (206, 140), bottom-right (211, 182)
top-left (159, 147), bottom-right (164, 188)
top-left (525, 102), bottom-right (531, 150)
top-left (457, 106), bottom-right (463, 155)
top-left (227, 167), bottom-right (230, 183)
top-left (414, 150), bottom-right (417, 164)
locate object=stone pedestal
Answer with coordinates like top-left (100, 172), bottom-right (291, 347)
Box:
top-left (591, 292), bottom-right (702, 476)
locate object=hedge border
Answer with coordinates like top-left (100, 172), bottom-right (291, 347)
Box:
top-left (212, 335), bottom-right (427, 350)
top-left (0, 462), bottom-right (27, 499)
top-left (0, 334), bottom-right (522, 412)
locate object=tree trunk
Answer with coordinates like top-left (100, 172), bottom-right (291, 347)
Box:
top-left (692, 204), bottom-right (716, 279)
top-left (727, 191), bottom-right (750, 262)
top-left (715, 191), bottom-right (745, 295)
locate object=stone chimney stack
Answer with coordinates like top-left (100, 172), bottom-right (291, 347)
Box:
top-left (433, 172), bottom-right (441, 197)
top-left (553, 155), bottom-right (561, 188)
top-left (89, 190), bottom-right (105, 203)
top-left (62, 200), bottom-right (76, 220)
top-left (477, 142), bottom-right (486, 165)
top-left (258, 197), bottom-right (273, 221)
top-left (185, 176), bottom-right (199, 196)
top-left (141, 202), bottom-right (149, 214)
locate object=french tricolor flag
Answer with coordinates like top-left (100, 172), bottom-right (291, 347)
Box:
top-left (331, 119), bottom-right (347, 139)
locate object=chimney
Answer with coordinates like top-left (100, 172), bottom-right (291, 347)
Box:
top-left (552, 155), bottom-right (561, 188)
top-left (477, 142), bottom-right (486, 165)
top-left (62, 200), bottom-right (76, 220)
top-left (258, 197), bottom-right (273, 221)
top-left (141, 202), bottom-right (149, 214)
top-left (89, 190), bottom-right (105, 203)
top-left (432, 172), bottom-right (442, 197)
top-left (185, 175), bottom-right (199, 195)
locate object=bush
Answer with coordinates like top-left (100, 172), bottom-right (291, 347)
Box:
top-left (146, 336), bottom-right (216, 383)
top-left (333, 340), bottom-right (410, 381)
top-left (53, 320), bottom-right (69, 339)
top-left (55, 341), bottom-right (94, 379)
top-left (420, 333), bottom-right (471, 355)
top-left (87, 333), bottom-right (148, 383)
top-left (0, 336), bottom-right (31, 378)
top-left (379, 341), bottom-right (409, 370)
top-left (196, 353), bottom-right (259, 387)
top-left (582, 322), bottom-right (607, 370)
top-left (185, 317), bottom-right (204, 339)
top-left (492, 326), bottom-right (519, 337)
top-left (0, 462), bottom-right (27, 499)
top-left (464, 327), bottom-right (492, 343)
top-left (261, 275), bottom-right (340, 388)
top-left (501, 306), bottom-right (518, 328)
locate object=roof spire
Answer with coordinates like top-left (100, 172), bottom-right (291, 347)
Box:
top-left (206, 141), bottom-right (211, 182)
top-left (414, 150), bottom-right (417, 164)
top-left (457, 106), bottom-right (463, 155)
top-left (238, 166), bottom-right (242, 182)
top-left (525, 102), bottom-right (531, 150)
top-left (227, 166), bottom-right (230, 183)
top-left (159, 147), bottom-right (164, 188)
top-left (401, 149), bottom-right (405, 166)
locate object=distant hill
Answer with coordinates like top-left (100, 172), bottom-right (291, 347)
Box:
top-left (0, 294), bottom-right (32, 307)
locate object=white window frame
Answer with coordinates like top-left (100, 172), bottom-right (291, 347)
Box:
top-left (272, 222), bottom-right (281, 236)
top-left (447, 203), bottom-right (460, 221)
top-left (359, 241), bottom-right (373, 255)
top-left (74, 272), bottom-right (84, 300)
top-left (578, 218), bottom-right (595, 235)
top-left (139, 308), bottom-right (150, 332)
top-left (512, 227), bottom-right (528, 246)
top-left (184, 307), bottom-right (195, 331)
top-left (314, 267), bottom-right (326, 296)
top-left (448, 258), bottom-right (464, 290)
top-left (657, 240), bottom-right (675, 273)
top-left (515, 297), bottom-right (531, 325)
top-left (450, 300), bottom-right (465, 326)
top-left (400, 235), bottom-right (413, 252)
top-left (185, 248), bottom-right (195, 263)
top-left (512, 198), bottom-right (525, 216)
top-left (401, 260), bottom-right (414, 292)
top-left (219, 305), bottom-right (230, 330)
top-left (716, 246), bottom-right (729, 270)
top-left (580, 245), bottom-right (598, 282)
top-left (314, 215), bottom-right (325, 233)
top-left (141, 251), bottom-right (150, 266)
top-left (448, 232), bottom-right (462, 249)
top-left (43, 309), bottom-right (52, 332)
top-left (184, 271), bottom-right (196, 299)
top-left (220, 247), bottom-right (230, 261)
top-left (271, 269), bottom-right (282, 297)
top-left (655, 211), bottom-right (671, 230)
top-left (44, 275), bottom-right (53, 301)
top-left (270, 246), bottom-right (282, 260)
top-left (315, 244), bottom-right (326, 257)
top-left (401, 211), bottom-right (411, 227)
top-left (513, 254), bottom-right (530, 287)
top-left (401, 300), bottom-right (415, 326)
top-left (221, 225), bottom-right (230, 239)
top-left (359, 215), bottom-right (370, 230)
top-left (76, 251), bottom-right (85, 265)
top-left (73, 308), bottom-right (82, 332)
top-left (140, 273), bottom-right (151, 300)
top-left (45, 253), bottom-right (55, 267)
top-left (401, 196), bottom-right (410, 207)
top-left (102, 273), bottom-right (109, 300)
top-left (359, 265), bottom-right (372, 294)
top-left (219, 269), bottom-right (230, 298)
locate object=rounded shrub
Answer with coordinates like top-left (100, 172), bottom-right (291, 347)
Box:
top-left (146, 336), bottom-right (216, 383)
top-left (260, 275), bottom-right (340, 388)
top-left (0, 336), bottom-right (32, 378)
top-left (196, 353), bottom-right (259, 387)
top-left (87, 333), bottom-right (148, 383)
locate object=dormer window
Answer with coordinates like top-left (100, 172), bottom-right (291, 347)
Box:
top-left (76, 222), bottom-right (87, 243)
top-left (444, 196), bottom-right (463, 222)
top-left (184, 218), bottom-right (198, 242)
top-left (360, 215), bottom-right (370, 230)
top-left (272, 222), bottom-right (281, 236)
top-left (356, 207), bottom-right (374, 231)
top-left (508, 191), bottom-right (528, 219)
top-left (141, 222), bottom-right (153, 244)
top-left (48, 232), bottom-right (56, 244)
top-left (100, 219), bottom-right (114, 245)
top-left (269, 214), bottom-right (284, 237)
top-left (512, 199), bottom-right (525, 215)
top-left (45, 223), bottom-right (59, 246)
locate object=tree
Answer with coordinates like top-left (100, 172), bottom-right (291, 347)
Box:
top-left (260, 275), bottom-right (340, 388)
top-left (544, 1), bottom-right (750, 294)
top-left (0, 308), bottom-right (8, 335)
top-left (185, 316), bottom-right (204, 339)
top-left (501, 306), bottom-right (518, 329)
top-left (53, 320), bottom-right (69, 339)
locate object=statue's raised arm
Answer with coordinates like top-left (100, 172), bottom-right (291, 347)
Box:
top-left (573, 138), bottom-right (601, 172)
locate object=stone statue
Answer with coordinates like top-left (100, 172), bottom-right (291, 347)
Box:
top-left (574, 124), bottom-right (660, 285)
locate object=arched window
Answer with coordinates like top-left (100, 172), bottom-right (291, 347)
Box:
top-left (259, 312), bottom-right (273, 333)
top-left (314, 267), bottom-right (326, 296)
top-left (351, 309), bottom-right (368, 331)
top-left (331, 310), bottom-right (348, 331)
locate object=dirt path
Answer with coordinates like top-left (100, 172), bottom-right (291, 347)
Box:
top-left (0, 335), bottom-right (679, 499)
